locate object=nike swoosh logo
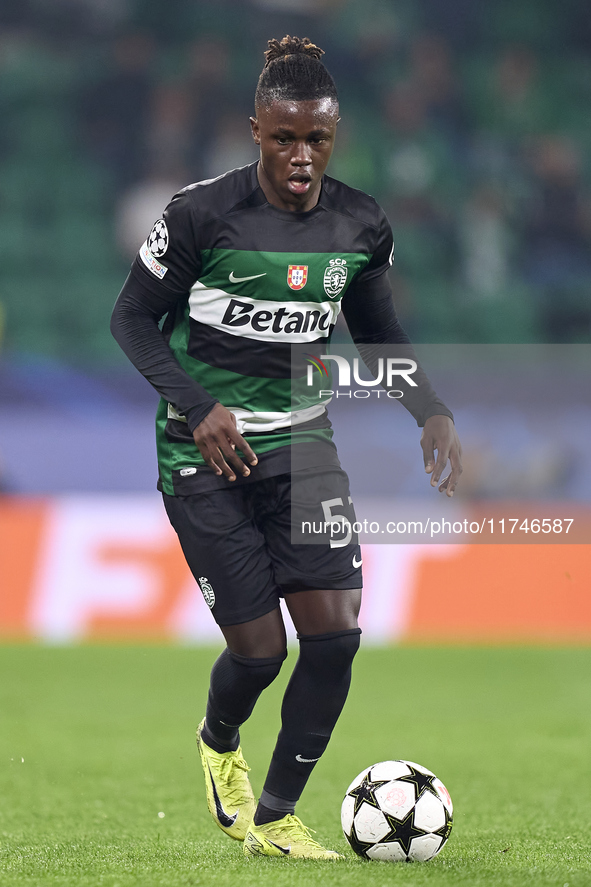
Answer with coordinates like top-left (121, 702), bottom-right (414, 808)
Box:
top-left (352, 555), bottom-right (363, 568)
top-left (207, 764), bottom-right (239, 828)
top-left (229, 271), bottom-right (267, 283)
top-left (268, 839), bottom-right (291, 855)
top-left (295, 754), bottom-right (321, 763)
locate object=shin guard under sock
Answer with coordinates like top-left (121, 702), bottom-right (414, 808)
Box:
top-left (204, 647), bottom-right (286, 753)
top-left (260, 628), bottom-right (361, 807)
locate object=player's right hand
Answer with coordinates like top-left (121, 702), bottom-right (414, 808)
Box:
top-left (192, 403), bottom-right (258, 481)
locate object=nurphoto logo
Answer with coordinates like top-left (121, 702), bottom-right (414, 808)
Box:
top-left (305, 353), bottom-right (418, 399)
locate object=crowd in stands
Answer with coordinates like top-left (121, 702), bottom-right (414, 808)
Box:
top-left (1, 0), bottom-right (591, 365)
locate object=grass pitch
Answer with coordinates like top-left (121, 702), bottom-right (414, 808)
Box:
top-left (1, 644), bottom-right (590, 887)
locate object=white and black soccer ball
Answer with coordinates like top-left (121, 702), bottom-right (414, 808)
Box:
top-left (147, 219), bottom-right (169, 257)
top-left (341, 760), bottom-right (453, 862)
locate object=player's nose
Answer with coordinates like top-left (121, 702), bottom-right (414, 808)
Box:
top-left (291, 141), bottom-right (312, 165)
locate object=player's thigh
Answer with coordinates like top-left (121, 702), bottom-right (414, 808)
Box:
top-left (162, 489), bottom-right (281, 628)
top-left (284, 586), bottom-right (362, 636)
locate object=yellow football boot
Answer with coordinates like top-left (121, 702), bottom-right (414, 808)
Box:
top-left (243, 814), bottom-right (343, 859)
top-left (196, 718), bottom-right (256, 841)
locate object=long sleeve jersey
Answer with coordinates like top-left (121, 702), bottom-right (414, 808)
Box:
top-left (111, 162), bottom-right (452, 495)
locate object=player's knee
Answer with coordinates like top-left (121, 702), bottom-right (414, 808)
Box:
top-left (297, 628), bottom-right (361, 674)
top-left (228, 648), bottom-right (287, 690)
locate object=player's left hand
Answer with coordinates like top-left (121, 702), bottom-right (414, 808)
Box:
top-left (420, 415), bottom-right (462, 497)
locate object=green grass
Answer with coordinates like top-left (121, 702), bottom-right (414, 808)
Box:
top-left (1, 645), bottom-right (590, 886)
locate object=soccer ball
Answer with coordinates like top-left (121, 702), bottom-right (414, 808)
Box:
top-left (341, 760), bottom-right (453, 862)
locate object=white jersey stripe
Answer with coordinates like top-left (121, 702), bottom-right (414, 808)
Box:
top-left (188, 281), bottom-right (340, 343)
top-left (167, 400), bottom-right (331, 434)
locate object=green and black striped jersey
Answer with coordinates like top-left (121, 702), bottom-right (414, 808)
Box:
top-left (112, 162), bottom-right (451, 495)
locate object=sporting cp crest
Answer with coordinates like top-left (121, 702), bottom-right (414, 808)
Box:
top-left (198, 577), bottom-right (215, 609)
top-left (323, 258), bottom-right (348, 298)
top-left (287, 264), bottom-right (308, 290)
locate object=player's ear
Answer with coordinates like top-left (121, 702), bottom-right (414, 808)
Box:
top-left (250, 116), bottom-right (261, 145)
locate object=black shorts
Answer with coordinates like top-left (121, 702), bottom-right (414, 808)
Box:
top-left (162, 466), bottom-right (362, 626)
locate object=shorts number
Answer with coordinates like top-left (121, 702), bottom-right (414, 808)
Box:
top-left (321, 497), bottom-right (353, 549)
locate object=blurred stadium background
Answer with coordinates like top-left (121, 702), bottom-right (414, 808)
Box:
top-left (0, 0), bottom-right (590, 643)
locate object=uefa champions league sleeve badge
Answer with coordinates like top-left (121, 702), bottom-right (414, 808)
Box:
top-left (148, 219), bottom-right (169, 258)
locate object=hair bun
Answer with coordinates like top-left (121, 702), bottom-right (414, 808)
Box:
top-left (264, 35), bottom-right (324, 68)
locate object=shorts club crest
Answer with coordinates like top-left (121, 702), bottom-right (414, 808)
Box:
top-left (198, 577), bottom-right (215, 608)
top-left (287, 265), bottom-right (308, 290)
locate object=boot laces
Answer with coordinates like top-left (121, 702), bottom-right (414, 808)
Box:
top-left (213, 752), bottom-right (251, 806)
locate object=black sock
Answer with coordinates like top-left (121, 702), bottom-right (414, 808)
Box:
top-left (253, 797), bottom-right (295, 826)
top-left (205, 647), bottom-right (286, 753)
top-left (200, 720), bottom-right (237, 754)
top-left (259, 628), bottom-right (361, 808)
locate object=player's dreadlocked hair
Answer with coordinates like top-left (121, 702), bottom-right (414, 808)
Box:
top-left (255, 36), bottom-right (338, 110)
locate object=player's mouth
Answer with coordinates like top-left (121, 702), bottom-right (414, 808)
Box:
top-left (287, 172), bottom-right (312, 195)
